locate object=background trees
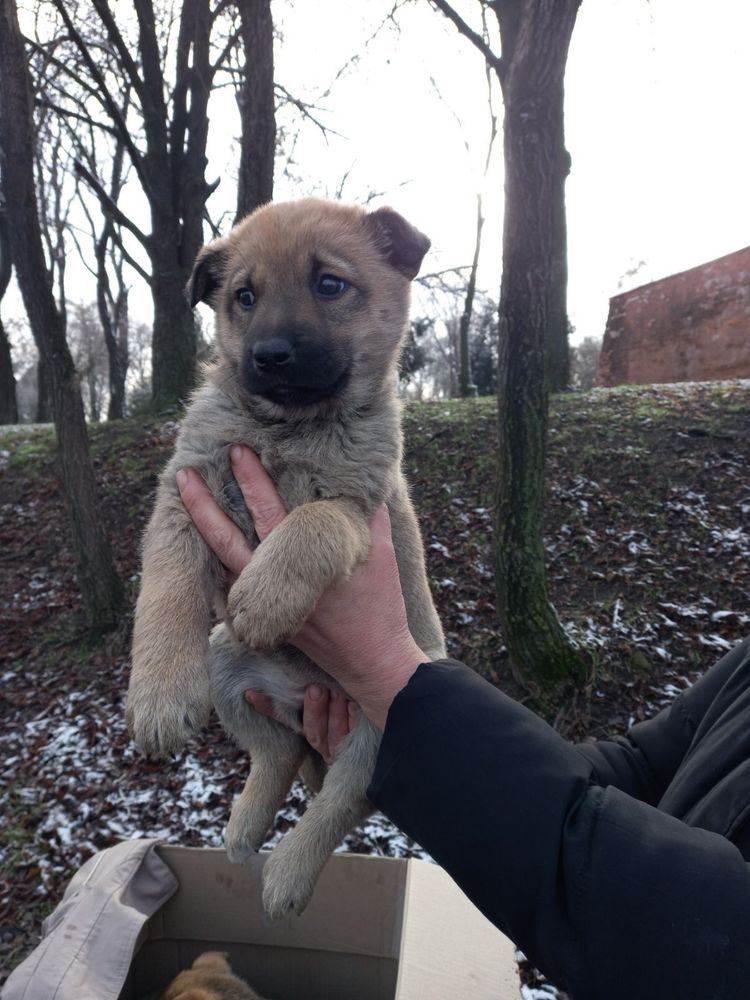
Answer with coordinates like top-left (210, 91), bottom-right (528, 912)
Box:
top-left (0, 0), bottom-right (124, 629)
top-left (0, 0), bottom-right (637, 695)
top-left (432, 0), bottom-right (589, 698)
top-left (0, 177), bottom-right (16, 424)
top-left (44, 0), bottom-right (235, 410)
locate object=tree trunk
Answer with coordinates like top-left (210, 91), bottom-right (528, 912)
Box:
top-left (96, 227), bottom-right (129, 420)
top-left (458, 195), bottom-right (483, 397)
top-left (0, 316), bottom-right (19, 424)
top-left (546, 146), bottom-right (572, 391)
top-left (149, 240), bottom-right (198, 410)
top-left (0, 209), bottom-right (16, 424)
top-left (235, 0), bottom-right (276, 223)
top-left (141, 0), bottom-right (210, 410)
top-left (36, 357), bottom-right (50, 422)
top-left (493, 0), bottom-right (588, 699)
top-left (105, 300), bottom-right (129, 420)
top-left (0, 0), bottom-right (124, 628)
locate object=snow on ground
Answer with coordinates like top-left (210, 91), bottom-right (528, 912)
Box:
top-left (0, 658), bottom-right (429, 904)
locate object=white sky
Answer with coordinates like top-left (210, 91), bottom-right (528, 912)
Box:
top-left (6, 0), bottom-right (750, 350)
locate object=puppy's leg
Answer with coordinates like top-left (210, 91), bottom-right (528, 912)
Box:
top-left (299, 753), bottom-right (326, 794)
top-left (211, 626), bottom-right (309, 861)
top-left (228, 499), bottom-right (370, 649)
top-left (261, 717), bottom-right (380, 919)
top-left (225, 723), bottom-right (307, 863)
top-left (389, 482), bottom-right (447, 660)
top-left (128, 488), bottom-right (222, 757)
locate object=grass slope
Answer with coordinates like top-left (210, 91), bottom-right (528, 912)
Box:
top-left (1, 380), bottom-right (749, 981)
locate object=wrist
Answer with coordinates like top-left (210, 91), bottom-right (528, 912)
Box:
top-left (352, 636), bottom-right (427, 730)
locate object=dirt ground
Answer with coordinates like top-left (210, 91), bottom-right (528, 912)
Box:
top-left (1, 380), bottom-right (749, 992)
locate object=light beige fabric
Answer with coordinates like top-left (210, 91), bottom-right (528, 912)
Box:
top-left (2, 839), bottom-right (177, 1000)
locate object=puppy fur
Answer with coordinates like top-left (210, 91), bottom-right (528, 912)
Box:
top-left (127, 197), bottom-right (446, 919)
top-left (161, 951), bottom-right (264, 1000)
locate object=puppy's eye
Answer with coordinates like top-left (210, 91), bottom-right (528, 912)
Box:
top-left (237, 287), bottom-right (256, 310)
top-left (315, 274), bottom-right (348, 299)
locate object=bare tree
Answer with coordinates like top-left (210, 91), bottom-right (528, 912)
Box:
top-left (235, 0), bottom-right (276, 222)
top-left (0, 0), bottom-right (124, 628)
top-left (570, 335), bottom-right (602, 391)
top-left (452, 13), bottom-right (498, 398)
top-left (31, 0), bottom-right (243, 411)
top-left (71, 124), bottom-right (131, 420)
top-left (0, 171), bottom-right (18, 424)
top-left (68, 301), bottom-right (110, 421)
top-left (432, 0), bottom-right (588, 698)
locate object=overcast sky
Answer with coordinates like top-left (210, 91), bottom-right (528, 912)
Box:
top-left (265, 0), bottom-right (750, 343)
top-left (6, 0), bottom-right (750, 349)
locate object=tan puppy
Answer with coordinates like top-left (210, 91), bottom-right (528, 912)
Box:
top-left (161, 951), bottom-right (264, 1000)
top-left (127, 197), bottom-right (446, 918)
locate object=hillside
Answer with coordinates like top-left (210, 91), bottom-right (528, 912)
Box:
top-left (1, 380), bottom-right (749, 985)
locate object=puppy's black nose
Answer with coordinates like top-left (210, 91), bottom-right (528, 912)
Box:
top-left (253, 338), bottom-right (294, 371)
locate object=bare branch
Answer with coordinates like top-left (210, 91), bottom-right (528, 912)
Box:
top-left (90, 0), bottom-right (147, 103)
top-left (429, 0), bottom-right (505, 80)
top-left (210, 0), bottom-right (234, 26)
top-left (66, 223), bottom-right (100, 282)
top-left (107, 226), bottom-right (152, 286)
top-left (211, 24), bottom-right (242, 74)
top-left (24, 36), bottom-right (105, 106)
top-left (34, 98), bottom-right (121, 139)
top-left (275, 84), bottom-right (343, 140)
top-left (49, 0), bottom-right (148, 186)
top-left (318, 0), bottom-right (408, 101)
top-left (74, 158), bottom-right (152, 251)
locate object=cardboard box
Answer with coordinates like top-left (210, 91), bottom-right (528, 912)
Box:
top-left (120, 846), bottom-right (520, 1000)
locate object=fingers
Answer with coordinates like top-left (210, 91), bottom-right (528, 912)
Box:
top-left (244, 690), bottom-right (276, 717)
top-left (327, 691), bottom-right (351, 762)
top-left (177, 468), bottom-right (253, 579)
top-left (244, 689), bottom-right (288, 727)
top-left (245, 685), bottom-right (356, 765)
top-left (230, 445), bottom-right (287, 541)
top-left (303, 685), bottom-right (353, 765)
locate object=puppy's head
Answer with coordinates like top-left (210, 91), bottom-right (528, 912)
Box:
top-left (187, 198), bottom-right (430, 412)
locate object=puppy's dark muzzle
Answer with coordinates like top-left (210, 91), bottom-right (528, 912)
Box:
top-left (253, 338), bottom-right (295, 372)
top-left (242, 335), bottom-right (350, 406)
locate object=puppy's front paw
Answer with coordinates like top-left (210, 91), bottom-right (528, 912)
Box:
top-left (227, 563), bottom-right (315, 650)
top-left (261, 840), bottom-right (318, 920)
top-left (126, 671), bottom-right (211, 758)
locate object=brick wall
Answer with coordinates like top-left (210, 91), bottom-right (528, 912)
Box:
top-left (596, 246), bottom-right (750, 386)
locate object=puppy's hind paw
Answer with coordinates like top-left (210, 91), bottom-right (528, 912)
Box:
top-left (261, 844), bottom-right (317, 920)
top-left (224, 809), bottom-right (269, 864)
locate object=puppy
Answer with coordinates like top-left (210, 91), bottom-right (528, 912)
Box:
top-left (127, 197), bottom-right (446, 919)
top-left (161, 951), bottom-right (264, 1000)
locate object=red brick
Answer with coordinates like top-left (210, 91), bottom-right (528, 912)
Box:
top-left (596, 246), bottom-right (750, 386)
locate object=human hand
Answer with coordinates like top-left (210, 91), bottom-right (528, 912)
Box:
top-left (177, 445), bottom-right (427, 729)
top-left (246, 685), bottom-right (358, 765)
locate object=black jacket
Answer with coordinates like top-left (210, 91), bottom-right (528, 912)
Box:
top-left (368, 637), bottom-right (750, 1000)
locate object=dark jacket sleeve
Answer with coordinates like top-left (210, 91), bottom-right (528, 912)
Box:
top-left (574, 637), bottom-right (750, 803)
top-left (367, 657), bottom-right (750, 1000)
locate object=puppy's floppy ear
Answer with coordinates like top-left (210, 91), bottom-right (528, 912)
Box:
top-left (185, 238), bottom-right (230, 309)
top-left (365, 207), bottom-right (431, 280)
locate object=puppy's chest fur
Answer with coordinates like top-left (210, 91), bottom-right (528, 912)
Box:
top-left (171, 377), bottom-right (402, 540)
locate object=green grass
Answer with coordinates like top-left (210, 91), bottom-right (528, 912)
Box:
top-left (0, 426), bottom-right (56, 469)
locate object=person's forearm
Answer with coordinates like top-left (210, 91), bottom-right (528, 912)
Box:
top-left (577, 636), bottom-right (750, 802)
top-left (369, 660), bottom-right (750, 1000)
